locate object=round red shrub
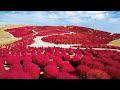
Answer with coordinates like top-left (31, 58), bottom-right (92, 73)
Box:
top-left (60, 62), bottom-right (76, 73)
top-left (44, 65), bottom-right (59, 79)
top-left (80, 58), bottom-right (93, 65)
top-left (49, 54), bottom-right (55, 59)
top-left (10, 71), bottom-right (33, 79)
top-left (0, 63), bottom-right (5, 72)
top-left (0, 71), bottom-right (32, 79)
top-left (23, 62), bottom-right (40, 79)
top-left (87, 69), bottom-right (111, 79)
top-left (21, 56), bottom-right (32, 63)
top-left (104, 66), bottom-right (120, 79)
top-left (68, 49), bottom-right (74, 55)
top-left (5, 56), bottom-right (20, 65)
top-left (32, 55), bottom-right (49, 67)
top-left (0, 57), bottom-right (5, 64)
top-left (9, 64), bottom-right (23, 71)
top-left (76, 65), bottom-right (92, 78)
top-left (89, 49), bottom-right (98, 56)
top-left (53, 56), bottom-right (63, 67)
top-left (47, 61), bottom-right (57, 66)
top-left (111, 54), bottom-right (120, 62)
top-left (71, 54), bottom-right (81, 63)
top-left (56, 72), bottom-right (79, 79)
top-left (87, 61), bottom-right (105, 70)
top-left (81, 55), bottom-right (93, 61)
top-left (62, 55), bottom-right (71, 61)
top-left (100, 57), bottom-right (120, 68)
top-left (0, 71), bottom-right (9, 79)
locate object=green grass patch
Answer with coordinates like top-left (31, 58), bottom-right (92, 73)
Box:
top-left (0, 28), bottom-right (21, 46)
top-left (108, 38), bottom-right (120, 46)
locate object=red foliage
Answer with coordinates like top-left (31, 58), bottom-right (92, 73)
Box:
top-left (87, 69), bottom-right (111, 79)
top-left (5, 26), bottom-right (34, 37)
top-left (60, 62), bottom-right (76, 73)
top-left (36, 29), bottom-right (69, 36)
top-left (44, 65), bottom-right (59, 79)
top-left (5, 56), bottom-right (20, 65)
top-left (99, 57), bottom-right (120, 68)
top-left (68, 49), bottom-right (74, 55)
top-left (0, 63), bottom-right (5, 72)
top-left (23, 62), bottom-right (40, 79)
top-left (21, 56), bottom-right (32, 63)
top-left (71, 54), bottom-right (81, 63)
top-left (76, 65), bottom-right (92, 78)
top-left (9, 64), bottom-right (23, 71)
top-left (62, 55), bottom-right (71, 61)
top-left (104, 66), bottom-right (120, 79)
top-left (80, 55), bottom-right (93, 65)
top-left (57, 72), bottom-right (79, 79)
top-left (47, 61), bottom-right (57, 66)
top-left (0, 57), bottom-right (5, 64)
top-left (53, 56), bottom-right (63, 67)
top-left (111, 54), bottom-right (120, 62)
top-left (87, 61), bottom-right (105, 70)
top-left (0, 71), bottom-right (32, 79)
top-left (32, 55), bottom-right (49, 67)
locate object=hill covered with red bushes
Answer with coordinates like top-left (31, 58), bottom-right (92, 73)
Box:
top-left (0, 25), bottom-right (119, 79)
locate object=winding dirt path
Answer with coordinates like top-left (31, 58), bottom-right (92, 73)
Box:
top-left (28, 30), bottom-right (120, 52)
top-left (28, 31), bottom-right (80, 48)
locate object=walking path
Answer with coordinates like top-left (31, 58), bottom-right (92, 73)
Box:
top-left (28, 30), bottom-right (120, 52)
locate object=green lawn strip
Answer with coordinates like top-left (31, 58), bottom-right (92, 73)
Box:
top-left (0, 28), bottom-right (21, 46)
top-left (108, 38), bottom-right (120, 46)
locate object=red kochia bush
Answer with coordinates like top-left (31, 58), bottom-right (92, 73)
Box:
top-left (23, 62), bottom-right (40, 79)
top-left (0, 71), bottom-right (9, 79)
top-left (5, 56), bottom-right (20, 65)
top-left (89, 49), bottom-right (98, 56)
top-left (60, 62), bottom-right (76, 73)
top-left (80, 58), bottom-right (93, 65)
top-left (0, 63), bottom-right (5, 72)
top-left (0, 57), bottom-right (5, 64)
top-left (71, 54), bottom-right (81, 63)
top-left (0, 71), bottom-right (32, 79)
top-left (76, 65), bottom-right (92, 78)
top-left (20, 56), bottom-right (32, 63)
top-left (68, 49), bottom-right (74, 55)
top-left (49, 53), bottom-right (55, 59)
top-left (56, 72), bottom-right (79, 79)
top-left (87, 69), bottom-right (111, 79)
top-left (44, 65), bottom-right (59, 79)
top-left (62, 55), bottom-right (71, 61)
top-left (87, 61), bottom-right (105, 70)
top-left (47, 61), bottom-right (57, 66)
top-left (53, 56), bottom-right (63, 67)
top-left (99, 57), bottom-right (120, 68)
top-left (81, 55), bottom-right (93, 61)
top-left (104, 66), bottom-right (120, 79)
top-left (9, 64), bottom-right (23, 71)
top-left (32, 55), bottom-right (49, 67)
top-left (111, 54), bottom-right (120, 62)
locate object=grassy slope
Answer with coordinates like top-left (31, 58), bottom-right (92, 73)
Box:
top-left (0, 24), bottom-right (26, 46)
top-left (108, 38), bottom-right (120, 46)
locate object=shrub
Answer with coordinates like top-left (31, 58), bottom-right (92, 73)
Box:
top-left (56, 72), bottom-right (79, 79)
top-left (44, 65), bottom-right (59, 79)
top-left (23, 62), bottom-right (40, 79)
top-left (87, 69), bottom-right (111, 79)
